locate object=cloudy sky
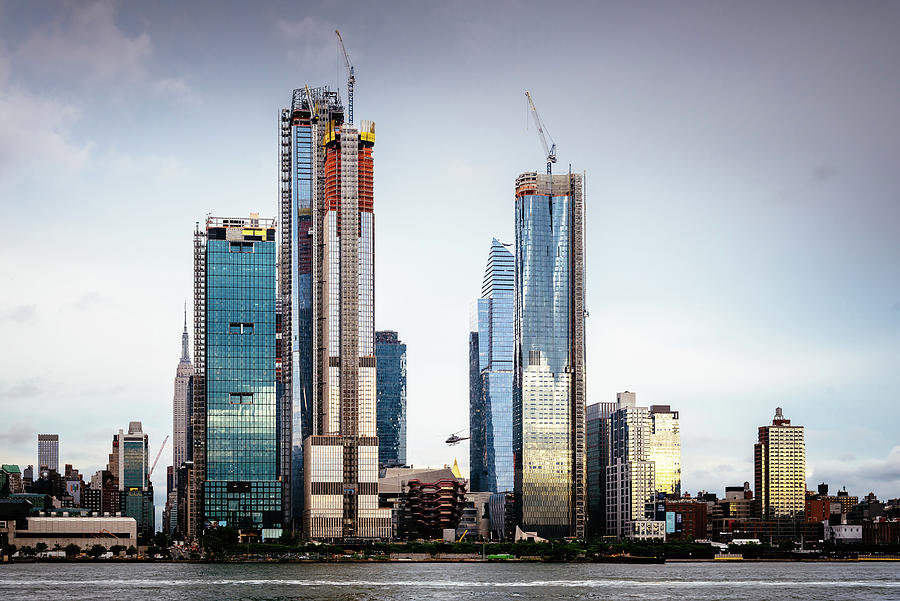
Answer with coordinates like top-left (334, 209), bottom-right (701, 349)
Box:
top-left (2, 1), bottom-right (899, 520)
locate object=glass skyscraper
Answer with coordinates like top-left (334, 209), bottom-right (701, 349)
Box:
top-left (513, 172), bottom-right (586, 539)
top-left (376, 330), bottom-right (407, 467)
top-left (649, 405), bottom-right (681, 497)
top-left (469, 238), bottom-right (514, 493)
top-left (193, 214), bottom-right (282, 540)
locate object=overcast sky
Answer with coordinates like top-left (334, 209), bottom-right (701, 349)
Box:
top-left (2, 1), bottom-right (899, 520)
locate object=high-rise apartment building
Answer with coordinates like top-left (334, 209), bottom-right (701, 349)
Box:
top-left (37, 434), bottom-right (59, 472)
top-left (279, 88), bottom-right (388, 538)
top-left (586, 401), bottom-right (616, 537)
top-left (113, 421), bottom-right (154, 534)
top-left (605, 392), bottom-right (655, 537)
top-left (192, 214), bottom-right (282, 540)
top-left (376, 330), bottom-right (407, 468)
top-left (469, 239), bottom-right (515, 493)
top-left (173, 308), bottom-right (193, 479)
top-left (513, 171), bottom-right (586, 539)
top-left (755, 407), bottom-right (806, 521)
top-left (649, 405), bottom-right (681, 497)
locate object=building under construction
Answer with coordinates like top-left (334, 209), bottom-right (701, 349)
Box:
top-left (280, 86), bottom-right (390, 539)
top-left (514, 171), bottom-right (587, 539)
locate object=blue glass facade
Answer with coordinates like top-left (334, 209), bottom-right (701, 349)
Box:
top-left (289, 119), bottom-right (314, 527)
top-left (469, 239), bottom-right (515, 493)
top-left (375, 330), bottom-right (407, 467)
top-left (513, 172), bottom-right (586, 539)
top-left (203, 221), bottom-right (282, 535)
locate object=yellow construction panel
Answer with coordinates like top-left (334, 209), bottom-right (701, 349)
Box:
top-left (242, 228), bottom-right (264, 237)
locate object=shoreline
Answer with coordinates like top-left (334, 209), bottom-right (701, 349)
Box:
top-left (4, 557), bottom-right (899, 565)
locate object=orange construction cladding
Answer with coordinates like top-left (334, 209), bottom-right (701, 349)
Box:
top-left (324, 135), bottom-right (374, 237)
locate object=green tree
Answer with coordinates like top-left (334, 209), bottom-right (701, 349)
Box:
top-left (202, 526), bottom-right (239, 556)
top-left (153, 531), bottom-right (170, 549)
top-left (110, 544), bottom-right (126, 556)
top-left (64, 543), bottom-right (81, 558)
top-left (88, 544), bottom-right (107, 559)
top-left (20, 546), bottom-right (36, 558)
top-left (35, 542), bottom-right (48, 556)
top-left (126, 545), bottom-right (138, 557)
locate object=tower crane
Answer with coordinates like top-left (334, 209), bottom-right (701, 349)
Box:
top-left (335, 29), bottom-right (355, 124)
top-left (525, 91), bottom-right (557, 174)
top-left (148, 434), bottom-right (169, 478)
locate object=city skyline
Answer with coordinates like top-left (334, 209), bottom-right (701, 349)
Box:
top-left (2, 0), bottom-right (900, 524)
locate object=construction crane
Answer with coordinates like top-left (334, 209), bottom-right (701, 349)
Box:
top-left (445, 430), bottom-right (469, 446)
top-left (335, 29), bottom-right (355, 124)
top-left (525, 90), bottom-right (557, 174)
top-left (148, 434), bottom-right (169, 478)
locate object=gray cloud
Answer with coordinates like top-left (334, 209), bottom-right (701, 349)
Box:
top-left (0, 304), bottom-right (36, 323)
top-left (813, 163), bottom-right (838, 183)
top-left (15, 1), bottom-right (152, 84)
top-left (276, 16), bottom-right (339, 69)
top-left (64, 292), bottom-right (108, 312)
top-left (811, 446), bottom-right (900, 498)
top-left (0, 424), bottom-right (34, 447)
top-left (0, 380), bottom-right (43, 401)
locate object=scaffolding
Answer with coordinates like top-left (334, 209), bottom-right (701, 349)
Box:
top-left (190, 223), bottom-right (207, 541)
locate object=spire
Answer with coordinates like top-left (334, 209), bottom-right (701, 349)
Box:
top-left (181, 302), bottom-right (191, 363)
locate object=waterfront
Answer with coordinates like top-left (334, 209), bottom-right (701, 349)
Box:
top-left (1, 562), bottom-right (898, 600)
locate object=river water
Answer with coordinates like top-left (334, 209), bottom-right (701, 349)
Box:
top-left (1, 561), bottom-right (898, 600)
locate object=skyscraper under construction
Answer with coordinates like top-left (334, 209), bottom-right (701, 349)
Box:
top-left (279, 87), bottom-right (390, 538)
top-left (513, 171), bottom-right (586, 539)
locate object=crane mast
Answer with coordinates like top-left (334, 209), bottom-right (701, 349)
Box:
top-left (335, 30), bottom-right (355, 124)
top-left (525, 90), bottom-right (557, 174)
top-left (148, 434), bottom-right (169, 479)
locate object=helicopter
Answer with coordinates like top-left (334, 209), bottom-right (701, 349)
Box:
top-left (445, 430), bottom-right (470, 446)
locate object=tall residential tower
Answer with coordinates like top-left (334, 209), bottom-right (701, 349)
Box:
top-left (755, 407), bottom-right (806, 521)
top-left (513, 171), bottom-right (586, 538)
top-left (469, 239), bottom-right (515, 493)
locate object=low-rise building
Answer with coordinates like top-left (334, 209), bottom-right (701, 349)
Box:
top-left (1, 515), bottom-right (137, 549)
top-left (457, 492), bottom-right (492, 540)
top-left (665, 500), bottom-right (707, 540)
top-left (823, 523), bottom-right (862, 543)
top-left (626, 520), bottom-right (666, 541)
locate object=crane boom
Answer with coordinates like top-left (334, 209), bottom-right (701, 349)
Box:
top-left (148, 434), bottom-right (169, 478)
top-left (525, 91), bottom-right (557, 174)
top-left (335, 29), bottom-right (355, 124)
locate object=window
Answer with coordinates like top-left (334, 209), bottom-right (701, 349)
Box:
top-left (229, 322), bottom-right (254, 334)
top-left (229, 392), bottom-right (254, 405)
